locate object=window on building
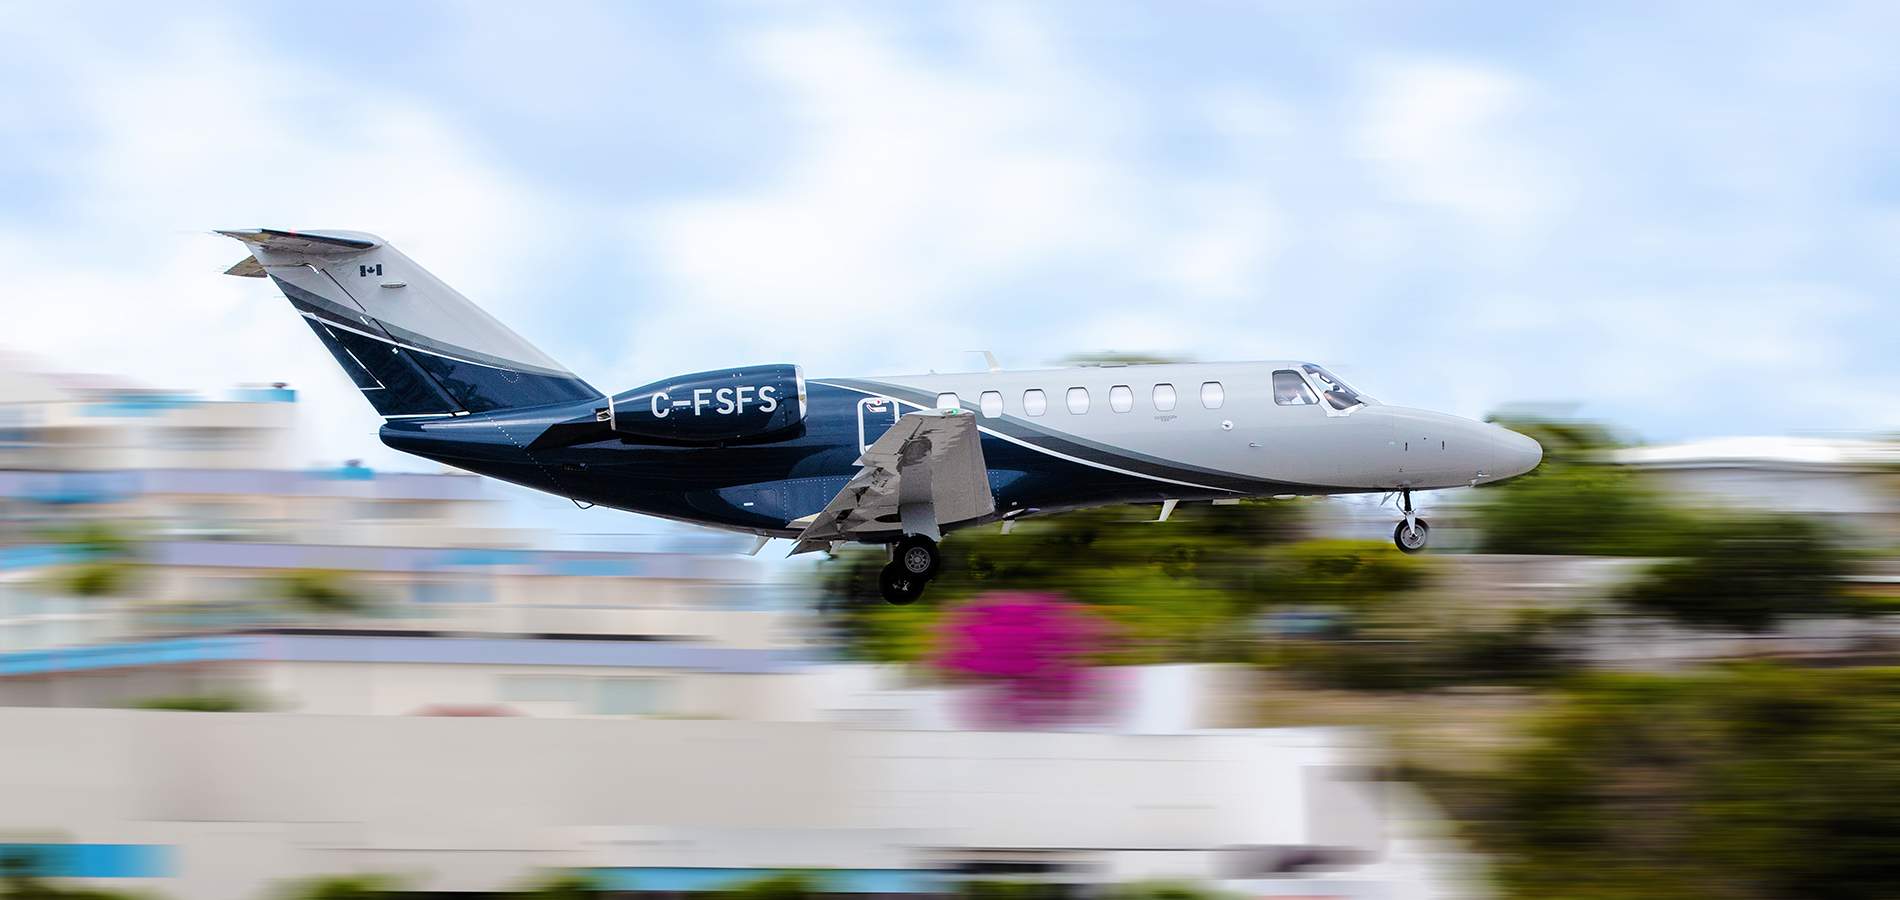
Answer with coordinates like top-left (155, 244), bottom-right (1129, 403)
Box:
top-left (1108, 385), bottom-right (1133, 413)
top-left (1201, 381), bottom-right (1225, 409)
top-left (1066, 387), bottom-right (1090, 414)
top-left (935, 392), bottom-right (960, 410)
top-left (499, 675), bottom-right (585, 703)
top-left (1022, 389), bottom-right (1047, 416)
top-left (1152, 383), bottom-right (1177, 411)
top-left (1272, 370), bottom-right (1318, 406)
top-left (980, 391), bottom-right (1004, 418)
top-left (595, 677), bottom-right (670, 716)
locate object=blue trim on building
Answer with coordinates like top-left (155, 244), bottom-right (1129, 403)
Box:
top-left (0, 635), bottom-right (808, 677)
top-left (588, 868), bottom-right (939, 894)
top-left (79, 394), bottom-right (199, 417)
top-left (144, 541), bottom-right (712, 579)
top-left (0, 637), bottom-right (251, 676)
top-left (0, 545), bottom-right (81, 571)
top-left (0, 844), bottom-right (173, 878)
top-left (0, 469), bottom-right (485, 503)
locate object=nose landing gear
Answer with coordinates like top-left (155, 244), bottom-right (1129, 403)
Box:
top-left (1393, 489), bottom-right (1430, 554)
top-left (878, 534), bottom-right (942, 604)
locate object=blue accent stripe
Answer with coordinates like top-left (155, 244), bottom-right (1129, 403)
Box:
top-left (0, 844), bottom-right (173, 878)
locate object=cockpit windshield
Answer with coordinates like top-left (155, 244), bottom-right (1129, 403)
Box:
top-left (1301, 363), bottom-right (1369, 412)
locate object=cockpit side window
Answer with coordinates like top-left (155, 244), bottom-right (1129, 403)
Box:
top-left (1272, 370), bottom-right (1318, 406)
top-left (1300, 363), bottom-right (1366, 413)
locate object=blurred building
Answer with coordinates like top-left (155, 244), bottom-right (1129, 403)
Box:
top-left (0, 357), bottom-right (1481, 900)
top-left (0, 709), bottom-right (1480, 900)
top-left (0, 355), bottom-right (809, 715)
top-left (1614, 435), bottom-right (1900, 542)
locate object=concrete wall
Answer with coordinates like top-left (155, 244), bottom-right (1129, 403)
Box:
top-left (0, 710), bottom-right (1365, 900)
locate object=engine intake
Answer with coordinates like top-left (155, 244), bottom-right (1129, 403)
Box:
top-left (609, 364), bottom-right (805, 443)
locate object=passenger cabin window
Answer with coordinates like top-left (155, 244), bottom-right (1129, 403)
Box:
top-left (1200, 381), bottom-right (1225, 409)
top-left (935, 392), bottom-right (960, 410)
top-left (1066, 387), bottom-right (1090, 414)
top-left (1272, 370), bottom-right (1318, 406)
top-left (1152, 383), bottom-right (1177, 411)
top-left (1108, 385), bottom-right (1133, 413)
top-left (980, 391), bottom-right (1004, 418)
top-left (1023, 389), bottom-right (1047, 416)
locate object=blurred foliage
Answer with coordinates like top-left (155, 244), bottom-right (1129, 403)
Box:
top-left (1474, 414), bottom-right (1699, 556)
top-left (515, 872), bottom-right (602, 900)
top-left (1472, 464), bottom-right (1695, 557)
top-left (718, 872), bottom-right (825, 900)
top-left (1247, 538), bottom-right (1427, 609)
top-left (38, 521), bottom-right (137, 557)
top-left (1055, 352), bottom-right (1190, 367)
top-left (821, 501), bottom-right (1320, 664)
top-left (1441, 666), bottom-right (1900, 900)
top-left (129, 693), bottom-right (256, 712)
top-left (53, 561), bottom-right (133, 597)
top-left (1276, 608), bottom-right (1585, 692)
top-left (274, 875), bottom-right (400, 900)
top-left (954, 882), bottom-right (1061, 900)
top-left (1103, 881), bottom-right (1239, 900)
top-left (274, 569), bottom-right (370, 615)
top-left (1618, 513), bottom-right (1859, 632)
top-left (41, 521), bottom-right (141, 598)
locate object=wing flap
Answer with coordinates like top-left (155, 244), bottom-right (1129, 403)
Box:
top-left (790, 409), bottom-right (993, 552)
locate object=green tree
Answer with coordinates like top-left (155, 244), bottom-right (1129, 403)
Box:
top-left (1618, 513), bottom-right (1857, 631)
top-left (1452, 666), bottom-right (1900, 900)
top-left (275, 569), bottom-right (370, 615)
top-left (1472, 413), bottom-right (1701, 557)
top-left (56, 561), bottom-right (132, 597)
top-left (129, 693), bottom-right (255, 712)
top-left (720, 872), bottom-right (824, 900)
top-left (820, 501), bottom-right (1308, 663)
top-left (274, 875), bottom-right (399, 900)
top-left (1105, 881), bottom-right (1239, 900)
top-left (516, 872), bottom-right (602, 900)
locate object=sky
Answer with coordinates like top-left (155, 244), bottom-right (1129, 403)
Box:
top-left (3, 0), bottom-right (1898, 494)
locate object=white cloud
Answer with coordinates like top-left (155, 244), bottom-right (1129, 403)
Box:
top-left (0, 13), bottom-right (586, 469)
top-left (623, 11), bottom-right (1290, 382)
top-left (1353, 58), bottom-right (1567, 247)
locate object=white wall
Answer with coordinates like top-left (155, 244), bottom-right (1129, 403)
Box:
top-left (0, 710), bottom-right (1377, 900)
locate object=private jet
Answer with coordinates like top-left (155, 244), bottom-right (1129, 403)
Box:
top-left (219, 229), bottom-right (1543, 604)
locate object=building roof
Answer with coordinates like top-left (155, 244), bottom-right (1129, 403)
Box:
top-left (1614, 436), bottom-right (1900, 471)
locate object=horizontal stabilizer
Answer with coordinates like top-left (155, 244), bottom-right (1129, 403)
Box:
top-left (224, 255), bottom-right (266, 278)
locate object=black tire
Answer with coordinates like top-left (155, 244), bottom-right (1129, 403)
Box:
top-left (878, 563), bottom-right (927, 605)
top-left (894, 534), bottom-right (941, 579)
top-left (1393, 518), bottom-right (1431, 554)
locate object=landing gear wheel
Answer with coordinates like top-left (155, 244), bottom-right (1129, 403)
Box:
top-left (1394, 518), bottom-right (1430, 553)
top-left (878, 563), bottom-right (928, 605)
top-left (894, 534), bottom-right (941, 579)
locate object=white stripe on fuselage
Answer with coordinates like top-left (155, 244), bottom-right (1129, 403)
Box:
top-left (812, 380), bottom-right (1239, 495)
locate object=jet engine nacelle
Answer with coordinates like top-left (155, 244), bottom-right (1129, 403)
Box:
top-left (609, 364), bottom-right (805, 443)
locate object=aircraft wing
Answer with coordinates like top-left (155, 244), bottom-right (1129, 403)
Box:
top-left (789, 408), bottom-right (993, 554)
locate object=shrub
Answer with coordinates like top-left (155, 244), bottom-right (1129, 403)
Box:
top-left (1618, 514), bottom-right (1855, 631)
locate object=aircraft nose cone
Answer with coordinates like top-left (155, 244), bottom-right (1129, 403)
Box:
top-left (1490, 427), bottom-right (1543, 480)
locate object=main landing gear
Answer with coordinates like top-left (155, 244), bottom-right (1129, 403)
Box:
top-left (878, 534), bottom-right (941, 605)
top-left (1393, 489), bottom-right (1430, 554)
